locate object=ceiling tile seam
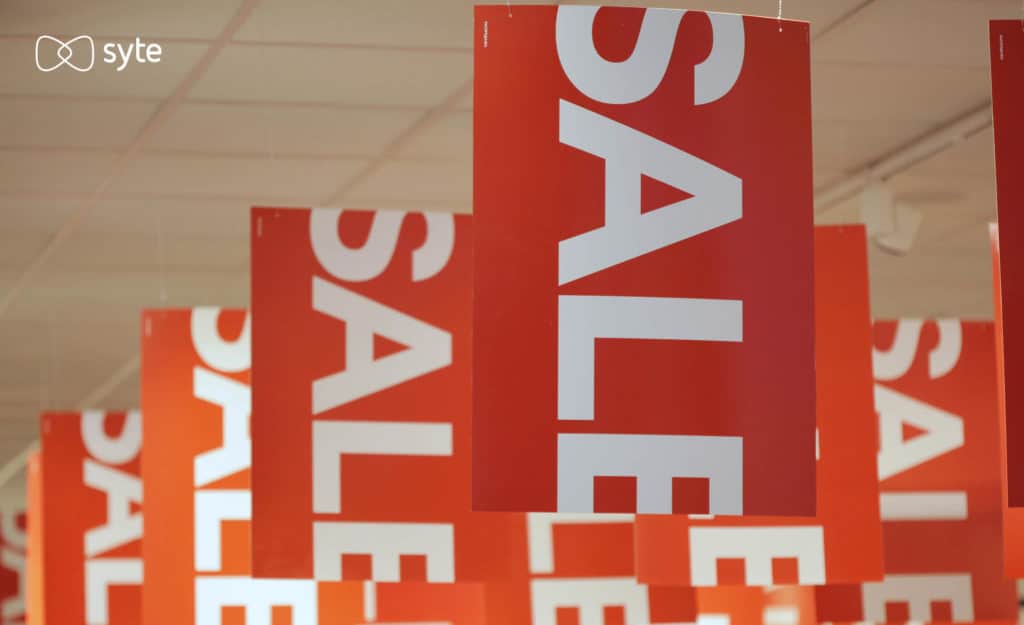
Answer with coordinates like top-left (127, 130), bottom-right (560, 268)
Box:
top-left (0, 0), bottom-right (262, 320)
top-left (321, 77), bottom-right (473, 206)
top-left (811, 0), bottom-right (877, 42)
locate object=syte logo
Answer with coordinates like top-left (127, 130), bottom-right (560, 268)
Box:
top-left (35, 35), bottom-right (162, 72)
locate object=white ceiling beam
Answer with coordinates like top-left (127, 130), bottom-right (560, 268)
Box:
top-left (814, 101), bottom-right (993, 216)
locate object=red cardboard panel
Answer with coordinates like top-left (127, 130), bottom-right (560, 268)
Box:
top-left (249, 207), bottom-right (524, 583)
top-left (635, 226), bottom-right (882, 586)
top-left (1, 498), bottom-right (27, 624)
top-left (994, 226), bottom-right (1024, 577)
top-left (815, 321), bottom-right (1018, 624)
top-left (472, 3), bottom-right (816, 515)
top-left (990, 19), bottom-right (1024, 508)
top-left (485, 514), bottom-right (696, 625)
top-left (40, 411), bottom-right (141, 625)
top-left (142, 308), bottom-right (480, 624)
top-left (26, 454), bottom-right (42, 625)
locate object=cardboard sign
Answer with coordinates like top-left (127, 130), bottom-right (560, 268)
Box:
top-left (25, 454), bottom-right (42, 625)
top-left (992, 226), bottom-right (1024, 577)
top-left (250, 206), bottom-right (525, 584)
top-left (142, 308), bottom-right (480, 624)
top-left (0, 502), bottom-right (26, 625)
top-left (815, 320), bottom-right (1018, 623)
top-left (472, 4), bottom-right (816, 515)
top-left (40, 411), bottom-right (141, 625)
top-left (991, 20), bottom-right (1024, 508)
top-left (635, 226), bottom-right (882, 586)
top-left (485, 514), bottom-right (696, 625)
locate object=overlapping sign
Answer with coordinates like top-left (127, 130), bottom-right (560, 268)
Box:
top-left (40, 411), bottom-right (141, 625)
top-left (484, 514), bottom-right (696, 625)
top-left (472, 4), bottom-right (816, 515)
top-left (993, 226), bottom-right (1024, 577)
top-left (25, 454), bottom-right (42, 625)
top-left (249, 206), bottom-right (524, 585)
top-left (634, 226), bottom-right (882, 586)
top-left (142, 308), bottom-right (483, 624)
top-left (0, 502), bottom-right (26, 625)
top-left (990, 19), bottom-right (1024, 508)
top-left (815, 320), bottom-right (1018, 623)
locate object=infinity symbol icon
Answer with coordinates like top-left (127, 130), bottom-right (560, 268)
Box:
top-left (35, 35), bottom-right (95, 72)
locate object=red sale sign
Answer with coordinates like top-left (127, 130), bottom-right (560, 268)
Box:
top-left (634, 225), bottom-right (881, 586)
top-left (815, 320), bottom-right (1017, 623)
top-left (249, 206), bottom-right (524, 584)
top-left (143, 308), bottom-right (486, 624)
top-left (0, 502), bottom-right (26, 625)
top-left (472, 4), bottom-right (816, 515)
top-left (484, 514), bottom-right (696, 625)
top-left (991, 21), bottom-right (1024, 509)
top-left (39, 411), bottom-right (141, 625)
top-left (992, 226), bottom-right (1024, 577)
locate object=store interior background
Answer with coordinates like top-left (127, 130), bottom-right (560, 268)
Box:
top-left (0, 0), bottom-right (1021, 580)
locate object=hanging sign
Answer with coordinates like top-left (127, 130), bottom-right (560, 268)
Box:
top-left (0, 501), bottom-right (26, 625)
top-left (26, 454), bottom-right (42, 625)
top-left (994, 225), bottom-right (1024, 577)
top-left (484, 513), bottom-right (697, 625)
top-left (815, 320), bottom-right (1018, 623)
top-left (141, 308), bottom-right (481, 624)
top-left (249, 206), bottom-right (524, 584)
top-left (40, 411), bottom-right (141, 625)
top-left (472, 3), bottom-right (816, 515)
top-left (634, 225), bottom-right (882, 586)
top-left (990, 20), bottom-right (1024, 508)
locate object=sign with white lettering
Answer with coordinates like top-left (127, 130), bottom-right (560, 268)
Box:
top-left (0, 501), bottom-right (27, 625)
top-left (142, 308), bottom-right (484, 624)
top-left (815, 320), bottom-right (1018, 623)
top-left (472, 4), bottom-right (816, 515)
top-left (484, 514), bottom-right (696, 625)
top-left (40, 411), bottom-right (142, 625)
top-left (249, 207), bottom-right (525, 585)
top-left (634, 226), bottom-right (882, 586)
top-left (990, 20), bottom-right (1024, 509)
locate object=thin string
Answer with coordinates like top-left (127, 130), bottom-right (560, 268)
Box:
top-left (507, 0), bottom-right (512, 18)
top-left (155, 205), bottom-right (168, 304)
top-left (777, 0), bottom-right (783, 32)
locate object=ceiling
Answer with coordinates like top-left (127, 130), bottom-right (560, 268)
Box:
top-left (0, 0), bottom-right (1020, 469)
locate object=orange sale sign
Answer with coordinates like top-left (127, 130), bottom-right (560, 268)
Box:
top-left (25, 454), bottom-right (42, 625)
top-left (249, 207), bottom-right (524, 584)
top-left (815, 320), bottom-right (1017, 623)
top-left (472, 4), bottom-right (816, 516)
top-left (990, 20), bottom-right (1024, 509)
top-left (39, 411), bottom-right (141, 625)
top-left (484, 514), bottom-right (696, 625)
top-left (142, 308), bottom-right (481, 624)
top-left (634, 226), bottom-right (882, 586)
top-left (1, 502), bottom-right (26, 625)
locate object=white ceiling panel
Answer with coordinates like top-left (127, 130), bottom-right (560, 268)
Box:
top-left (238, 0), bottom-right (475, 49)
top-left (0, 97), bottom-right (157, 148)
top-left (0, 150), bottom-right (116, 194)
top-left (811, 61), bottom-right (990, 123)
top-left (79, 197), bottom-right (251, 239)
top-left (189, 45), bottom-right (471, 107)
top-left (109, 153), bottom-right (368, 202)
top-left (0, 39), bottom-right (209, 98)
top-left (344, 159), bottom-right (471, 207)
top-left (47, 232), bottom-right (248, 272)
top-left (0, 0), bottom-right (242, 39)
top-left (0, 196), bottom-right (76, 231)
top-left (398, 110), bottom-right (472, 161)
top-left (149, 101), bottom-right (421, 157)
top-left (814, 0), bottom-right (1023, 68)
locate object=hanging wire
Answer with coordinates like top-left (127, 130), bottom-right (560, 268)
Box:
top-left (507, 0), bottom-right (512, 18)
top-left (777, 0), bottom-right (783, 32)
top-left (155, 205), bottom-right (168, 304)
